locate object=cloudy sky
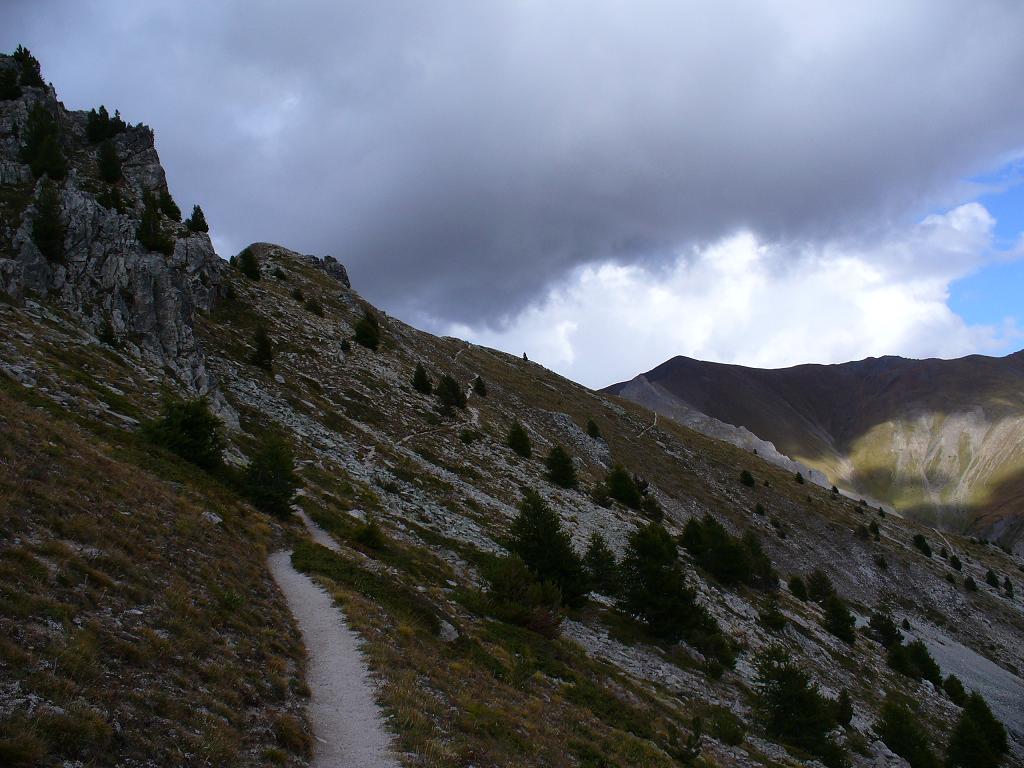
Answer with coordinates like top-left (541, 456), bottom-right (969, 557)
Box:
top-left (4, 1), bottom-right (1024, 387)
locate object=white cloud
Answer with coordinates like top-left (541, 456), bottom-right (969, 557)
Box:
top-left (444, 204), bottom-right (1013, 387)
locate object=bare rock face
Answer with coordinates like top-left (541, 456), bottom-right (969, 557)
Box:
top-left (0, 54), bottom-right (226, 402)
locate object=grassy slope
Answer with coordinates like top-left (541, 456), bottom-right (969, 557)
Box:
top-left (0, 379), bottom-right (312, 766)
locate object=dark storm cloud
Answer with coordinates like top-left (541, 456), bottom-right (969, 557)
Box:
top-left (4, 0), bottom-right (1024, 326)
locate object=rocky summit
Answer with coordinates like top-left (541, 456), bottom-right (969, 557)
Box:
top-left (1, 49), bottom-right (1022, 768)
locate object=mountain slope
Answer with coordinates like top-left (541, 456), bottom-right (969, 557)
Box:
top-left (607, 353), bottom-right (1024, 548)
top-left (2, 49), bottom-right (1023, 768)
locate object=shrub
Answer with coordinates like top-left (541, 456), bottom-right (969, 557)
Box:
top-left (758, 599), bottom-right (786, 632)
top-left (835, 689), bottom-right (853, 727)
top-left (31, 180), bottom-right (65, 262)
top-left (21, 103), bottom-right (67, 179)
top-left (412, 363), bottom-right (432, 395)
top-left (250, 324), bottom-right (273, 370)
top-left (869, 520), bottom-right (880, 539)
top-left (137, 193), bottom-right (174, 255)
top-left (984, 569), bottom-right (999, 588)
top-left (912, 534), bottom-right (932, 557)
top-left (472, 375), bottom-right (487, 396)
top-left (545, 445), bottom-right (577, 489)
top-left (822, 594), bottom-right (856, 643)
top-left (303, 297), bottom-right (323, 316)
top-left (243, 436), bottom-right (299, 518)
top-left (509, 489), bottom-right (587, 607)
top-left (943, 674), bottom-right (967, 706)
top-left (586, 419), bottom-right (602, 439)
top-left (605, 465), bottom-right (643, 508)
top-left (1004, 577), bottom-right (1014, 598)
top-left (85, 105), bottom-right (126, 143)
top-left (13, 45), bottom-right (44, 87)
top-left (353, 309), bottom-right (380, 349)
top-left (807, 568), bottom-right (835, 602)
top-left (619, 522), bottom-right (728, 662)
top-left (158, 188), bottom-right (181, 221)
top-left (788, 575), bottom-right (809, 601)
top-left (143, 397), bottom-right (224, 471)
top-left (753, 649), bottom-right (845, 767)
top-left (97, 139), bottom-right (121, 182)
top-left (887, 640), bottom-right (941, 686)
top-left (740, 470), bottom-right (755, 487)
top-left (185, 204), bottom-right (209, 233)
top-left (483, 555), bottom-right (563, 638)
top-left (0, 66), bottom-right (21, 100)
top-left (946, 692), bottom-right (1008, 768)
top-left (949, 554), bottom-right (962, 571)
top-left (237, 247), bottom-right (261, 280)
top-left (876, 697), bottom-right (939, 768)
top-left (681, 515), bottom-right (776, 589)
top-left (964, 575), bottom-right (977, 591)
top-left (583, 531), bottom-right (620, 596)
top-left (794, 471), bottom-right (805, 484)
top-left (868, 610), bottom-right (901, 647)
top-left (507, 421), bottom-right (532, 458)
top-left (436, 374), bottom-right (467, 412)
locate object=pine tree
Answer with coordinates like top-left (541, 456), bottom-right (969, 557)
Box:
top-left (545, 445), bottom-right (577, 489)
top-left (985, 569), bottom-right (999, 588)
top-left (31, 180), bottom-right (65, 263)
top-left (586, 419), bottom-right (602, 439)
top-left (943, 674), bottom-right (967, 706)
top-left (835, 689), bottom-right (853, 727)
top-left (137, 193), bottom-right (174, 255)
top-left (412, 363), bottom-right (432, 395)
top-left (436, 374), bottom-right (467, 412)
top-left (507, 421), bottom-right (532, 458)
top-left (237, 247), bottom-right (261, 280)
top-left (472, 375), bottom-right (487, 396)
top-left (0, 67), bottom-right (21, 100)
top-left (946, 692), bottom-right (1007, 768)
top-left (185, 204), bottom-right (209, 233)
top-left (251, 324), bottom-right (273, 370)
top-left (143, 397), bottom-right (224, 471)
top-left (807, 568), bottom-right (835, 602)
top-left (353, 309), bottom-right (381, 349)
top-left (788, 575), bottom-right (809, 601)
top-left (605, 465), bottom-right (643, 508)
top-left (822, 594), bottom-right (856, 643)
top-left (97, 139), bottom-right (121, 183)
top-left (244, 436), bottom-right (299, 518)
top-left (583, 531), bottom-right (620, 596)
top-left (875, 697), bottom-right (938, 768)
top-left (13, 45), bottom-right (44, 88)
top-left (509, 489), bottom-right (587, 607)
top-left (158, 188), bottom-right (181, 221)
top-left (21, 104), bottom-right (67, 179)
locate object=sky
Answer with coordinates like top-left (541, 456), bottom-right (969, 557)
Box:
top-left (3, 1), bottom-right (1023, 387)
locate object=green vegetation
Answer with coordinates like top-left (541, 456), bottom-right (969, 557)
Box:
top-left (985, 569), bottom-right (999, 588)
top-left (507, 420), bottom-right (531, 458)
top-left (605, 464), bottom-right (643, 508)
top-left (250, 324), bottom-right (273, 370)
top-left (943, 674), bottom-right (967, 706)
top-left (31, 180), bottom-right (65, 262)
top-left (85, 105), bottom-right (126, 143)
top-left (788, 575), bottom-right (809, 601)
top-left (243, 435), bottom-right (299, 518)
top-left (0, 66), bottom-right (21, 100)
top-left (353, 308), bottom-right (381, 350)
top-left (185, 204), bottom-right (209, 233)
top-left (806, 568), bottom-right (835, 602)
top-left (143, 397), bottom-right (224, 471)
top-left (412, 362), bottom-right (432, 394)
top-left (887, 640), bottom-right (941, 686)
top-left (237, 247), bottom-right (261, 280)
top-left (473, 375), bottom-right (487, 396)
top-left (821, 594), bottom-right (856, 643)
top-left (876, 696), bottom-right (938, 768)
top-left (586, 419), bottom-right (602, 439)
top-left (681, 515), bottom-right (776, 589)
top-left (868, 610), bottom-right (901, 647)
top-left (912, 534), bottom-right (932, 557)
top-left (753, 649), bottom-right (845, 767)
top-left (159, 188), bottom-right (181, 222)
top-left (436, 374), bottom-right (467, 412)
top-left (835, 689), bottom-right (853, 727)
top-left (583, 531), bottom-right (620, 596)
top-left (740, 469), bottom-right (755, 487)
top-left (136, 193), bottom-right (174, 255)
top-left (545, 445), bottom-right (577, 489)
top-left (482, 555), bottom-right (563, 638)
top-left (21, 103), bottom-right (67, 179)
top-left (97, 139), bottom-right (121, 183)
top-left (13, 45), bottom-right (44, 87)
top-left (509, 489), bottom-right (587, 607)
top-left (946, 692), bottom-right (1008, 768)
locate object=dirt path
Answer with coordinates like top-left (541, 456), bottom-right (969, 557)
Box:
top-left (268, 546), bottom-right (401, 768)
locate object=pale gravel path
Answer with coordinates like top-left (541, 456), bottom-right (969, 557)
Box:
top-left (269, 543), bottom-right (401, 768)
